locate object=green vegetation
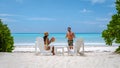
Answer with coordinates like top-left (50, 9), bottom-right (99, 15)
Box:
top-left (115, 46), bottom-right (120, 53)
top-left (0, 19), bottom-right (14, 52)
top-left (102, 0), bottom-right (120, 53)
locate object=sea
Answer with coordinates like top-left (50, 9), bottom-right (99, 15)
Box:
top-left (12, 33), bottom-right (111, 46)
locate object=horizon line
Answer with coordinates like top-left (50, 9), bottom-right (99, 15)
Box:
top-left (12, 32), bottom-right (101, 34)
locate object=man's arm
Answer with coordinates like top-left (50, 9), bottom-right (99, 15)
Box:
top-left (73, 32), bottom-right (75, 38)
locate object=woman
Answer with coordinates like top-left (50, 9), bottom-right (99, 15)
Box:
top-left (43, 32), bottom-right (55, 55)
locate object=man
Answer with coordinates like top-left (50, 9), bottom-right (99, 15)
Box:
top-left (66, 27), bottom-right (75, 49)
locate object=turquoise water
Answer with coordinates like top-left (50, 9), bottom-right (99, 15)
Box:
top-left (12, 33), bottom-right (105, 46)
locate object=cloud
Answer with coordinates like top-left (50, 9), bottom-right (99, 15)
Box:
top-left (0, 18), bottom-right (17, 22)
top-left (90, 0), bottom-right (106, 4)
top-left (96, 18), bottom-right (110, 22)
top-left (99, 24), bottom-right (106, 28)
top-left (80, 0), bottom-right (106, 4)
top-left (0, 14), bottom-right (15, 17)
top-left (28, 17), bottom-right (56, 21)
top-left (81, 18), bottom-right (110, 25)
top-left (80, 8), bottom-right (92, 13)
top-left (81, 21), bottom-right (98, 25)
top-left (0, 13), bottom-right (29, 18)
top-left (107, 4), bottom-right (115, 8)
top-left (15, 0), bottom-right (23, 3)
top-left (108, 12), bottom-right (114, 16)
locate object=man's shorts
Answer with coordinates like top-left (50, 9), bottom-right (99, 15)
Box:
top-left (68, 40), bottom-right (73, 46)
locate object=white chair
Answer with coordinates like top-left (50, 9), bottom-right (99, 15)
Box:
top-left (35, 37), bottom-right (52, 55)
top-left (67, 44), bottom-right (75, 56)
top-left (67, 47), bottom-right (74, 56)
top-left (74, 38), bottom-right (84, 55)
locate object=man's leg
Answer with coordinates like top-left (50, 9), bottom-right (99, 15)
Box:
top-left (71, 46), bottom-right (73, 49)
top-left (69, 40), bottom-right (73, 49)
top-left (68, 40), bottom-right (71, 49)
top-left (69, 46), bottom-right (72, 49)
top-left (71, 41), bottom-right (74, 49)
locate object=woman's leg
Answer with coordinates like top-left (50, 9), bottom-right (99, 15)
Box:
top-left (46, 46), bottom-right (50, 50)
top-left (52, 46), bottom-right (55, 55)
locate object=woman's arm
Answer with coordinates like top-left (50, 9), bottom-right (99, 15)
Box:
top-left (66, 33), bottom-right (68, 38)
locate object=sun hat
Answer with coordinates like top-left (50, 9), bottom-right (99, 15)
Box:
top-left (44, 32), bottom-right (48, 36)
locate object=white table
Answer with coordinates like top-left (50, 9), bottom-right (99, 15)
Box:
top-left (54, 46), bottom-right (67, 55)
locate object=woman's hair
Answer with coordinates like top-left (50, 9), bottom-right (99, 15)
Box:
top-left (43, 36), bottom-right (47, 42)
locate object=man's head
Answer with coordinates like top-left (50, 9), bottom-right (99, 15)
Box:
top-left (67, 27), bottom-right (71, 32)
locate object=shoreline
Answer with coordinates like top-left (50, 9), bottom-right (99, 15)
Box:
top-left (13, 45), bottom-right (119, 53)
top-left (14, 42), bottom-right (119, 46)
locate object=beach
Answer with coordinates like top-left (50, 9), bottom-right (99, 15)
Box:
top-left (1, 31), bottom-right (120, 68)
top-left (0, 45), bottom-right (120, 68)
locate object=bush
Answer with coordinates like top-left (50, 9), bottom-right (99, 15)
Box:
top-left (115, 46), bottom-right (120, 54)
top-left (102, 0), bottom-right (120, 54)
top-left (0, 19), bottom-right (14, 52)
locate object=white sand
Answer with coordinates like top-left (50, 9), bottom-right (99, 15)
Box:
top-left (13, 45), bottom-right (118, 53)
top-left (0, 46), bottom-right (120, 68)
top-left (0, 52), bottom-right (120, 68)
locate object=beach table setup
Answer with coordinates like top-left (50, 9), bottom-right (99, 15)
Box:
top-left (52, 45), bottom-right (67, 55)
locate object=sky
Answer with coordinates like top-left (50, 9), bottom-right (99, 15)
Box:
top-left (0, 0), bottom-right (116, 33)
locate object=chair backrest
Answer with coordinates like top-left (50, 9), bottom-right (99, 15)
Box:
top-left (75, 38), bottom-right (84, 48)
top-left (74, 38), bottom-right (84, 55)
top-left (36, 37), bottom-right (44, 51)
